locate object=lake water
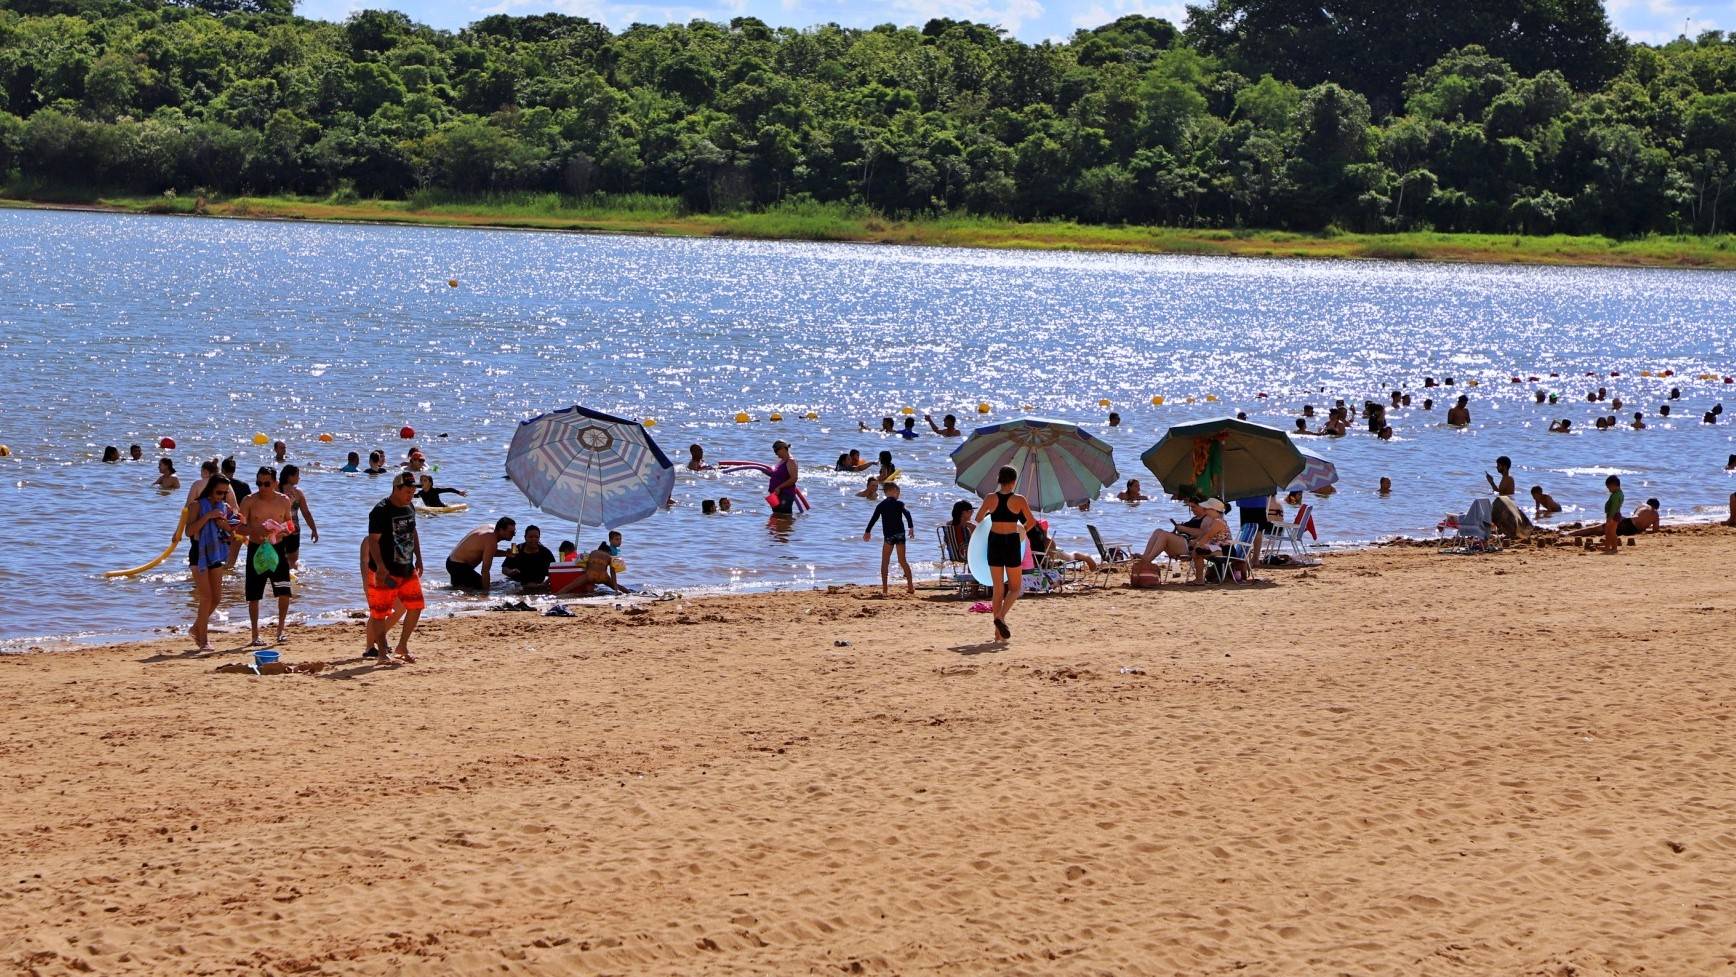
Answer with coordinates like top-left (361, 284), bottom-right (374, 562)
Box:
top-left (2, 208), bottom-right (1733, 648)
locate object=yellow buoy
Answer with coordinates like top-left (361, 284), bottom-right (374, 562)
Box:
top-left (1467, 379), bottom-right (1480, 387)
top-left (252, 433), bottom-right (269, 445)
top-left (0, 444), bottom-right (10, 458)
top-left (734, 412), bottom-right (751, 423)
top-left (1098, 398), bottom-right (1111, 407)
top-left (804, 411), bottom-right (819, 420)
top-left (447, 279), bottom-right (458, 288)
top-left (643, 418), bottom-right (657, 427)
top-left (1151, 395), bottom-right (1164, 406)
top-left (769, 412), bottom-right (783, 422)
top-left (318, 433), bottom-right (334, 443)
top-left (1698, 373), bottom-right (1716, 380)
top-left (900, 406), bottom-right (914, 415)
top-left (1640, 370), bottom-right (1653, 377)
top-left (1205, 394), bottom-right (1219, 403)
top-left (977, 403), bottom-right (991, 414)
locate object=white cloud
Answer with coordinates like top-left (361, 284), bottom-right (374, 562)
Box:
top-left (1068, 0), bottom-right (1186, 31)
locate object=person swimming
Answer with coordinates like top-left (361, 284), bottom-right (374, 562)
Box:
top-left (417, 474), bottom-right (467, 508)
top-left (688, 444), bottom-right (714, 471)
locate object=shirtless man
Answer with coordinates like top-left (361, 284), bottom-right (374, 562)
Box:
top-left (277, 464), bottom-right (319, 572)
top-left (1485, 455), bottom-right (1515, 497)
top-left (445, 518), bottom-right (516, 594)
top-left (554, 535), bottom-right (630, 596)
top-left (240, 466), bottom-right (296, 646)
top-left (925, 413), bottom-right (963, 437)
top-left (1530, 484), bottom-right (1562, 518)
top-left (1447, 395), bottom-right (1471, 427)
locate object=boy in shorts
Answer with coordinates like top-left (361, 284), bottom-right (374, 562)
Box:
top-left (365, 473), bottom-right (425, 663)
top-left (863, 481), bottom-right (916, 596)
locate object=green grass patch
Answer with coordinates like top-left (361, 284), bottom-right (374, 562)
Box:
top-left (7, 191), bottom-right (1736, 271)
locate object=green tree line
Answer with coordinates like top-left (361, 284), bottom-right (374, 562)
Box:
top-left (1, 0), bottom-right (1733, 235)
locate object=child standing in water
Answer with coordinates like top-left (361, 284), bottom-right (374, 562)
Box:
top-left (863, 482), bottom-right (916, 596)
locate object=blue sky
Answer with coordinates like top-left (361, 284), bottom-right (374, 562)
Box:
top-left (293, 0), bottom-right (1735, 46)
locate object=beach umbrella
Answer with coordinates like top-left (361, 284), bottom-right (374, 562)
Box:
top-left (950, 417), bottom-right (1118, 512)
top-left (506, 405), bottom-right (674, 529)
top-left (1285, 447), bottom-right (1339, 494)
top-left (1141, 417), bottom-right (1305, 502)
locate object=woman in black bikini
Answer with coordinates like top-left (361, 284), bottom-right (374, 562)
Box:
top-left (973, 466), bottom-right (1036, 642)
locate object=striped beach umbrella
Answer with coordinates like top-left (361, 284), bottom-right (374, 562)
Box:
top-left (506, 405), bottom-right (674, 529)
top-left (1286, 447), bottom-right (1339, 493)
top-left (950, 417), bottom-right (1119, 512)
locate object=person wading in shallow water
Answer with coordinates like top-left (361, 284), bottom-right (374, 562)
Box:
top-left (974, 466), bottom-right (1037, 643)
top-left (768, 440), bottom-right (799, 516)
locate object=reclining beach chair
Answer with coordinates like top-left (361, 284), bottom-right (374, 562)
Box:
top-left (935, 525), bottom-right (975, 597)
top-left (1440, 498), bottom-right (1500, 554)
top-left (1087, 524), bottom-right (1135, 587)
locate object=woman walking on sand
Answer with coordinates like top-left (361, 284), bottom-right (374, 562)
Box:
top-left (974, 466), bottom-right (1036, 642)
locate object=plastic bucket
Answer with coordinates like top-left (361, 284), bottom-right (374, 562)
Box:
top-left (254, 649), bottom-right (281, 669)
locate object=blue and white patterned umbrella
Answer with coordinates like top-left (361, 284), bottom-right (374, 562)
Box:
top-left (506, 405), bottom-right (674, 529)
top-left (950, 417), bottom-right (1119, 513)
top-left (1286, 447), bottom-right (1339, 493)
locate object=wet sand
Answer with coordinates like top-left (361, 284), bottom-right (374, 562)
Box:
top-left (4, 524), bottom-right (1735, 976)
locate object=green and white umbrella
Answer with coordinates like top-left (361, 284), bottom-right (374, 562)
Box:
top-left (950, 417), bottom-right (1118, 512)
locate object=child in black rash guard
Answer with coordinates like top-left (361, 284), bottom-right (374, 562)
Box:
top-left (863, 482), bottom-right (916, 596)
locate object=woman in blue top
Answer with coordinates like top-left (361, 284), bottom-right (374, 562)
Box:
top-left (973, 466), bottom-right (1036, 643)
top-left (188, 476), bottom-right (239, 651)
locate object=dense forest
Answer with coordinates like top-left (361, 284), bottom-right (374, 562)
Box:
top-left (1, 0), bottom-right (1733, 235)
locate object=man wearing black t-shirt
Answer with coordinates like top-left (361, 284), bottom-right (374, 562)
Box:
top-left (365, 473), bottom-right (425, 663)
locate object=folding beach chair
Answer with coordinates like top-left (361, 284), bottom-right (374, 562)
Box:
top-left (1087, 524), bottom-right (1136, 588)
top-left (934, 525), bottom-right (976, 596)
top-left (1439, 498), bottom-right (1501, 554)
top-left (1271, 503), bottom-right (1318, 564)
top-left (1205, 522), bottom-right (1262, 583)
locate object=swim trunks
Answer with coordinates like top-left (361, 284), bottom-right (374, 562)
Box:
top-left (366, 573), bottom-right (424, 619)
top-left (278, 530), bottom-right (301, 556)
top-left (885, 532), bottom-right (907, 546)
top-left (1616, 517), bottom-right (1639, 536)
top-left (446, 557), bottom-right (485, 592)
top-left (245, 544), bottom-right (293, 602)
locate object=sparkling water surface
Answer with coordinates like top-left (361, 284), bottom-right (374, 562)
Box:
top-left (2, 209), bottom-right (1733, 647)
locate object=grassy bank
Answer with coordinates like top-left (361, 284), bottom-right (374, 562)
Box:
top-left (6, 191), bottom-right (1735, 270)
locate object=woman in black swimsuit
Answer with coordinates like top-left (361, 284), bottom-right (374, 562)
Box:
top-left (973, 466), bottom-right (1036, 642)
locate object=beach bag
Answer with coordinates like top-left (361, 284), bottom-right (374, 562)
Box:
top-left (252, 541), bottom-right (279, 574)
top-left (1129, 564), bottom-right (1164, 588)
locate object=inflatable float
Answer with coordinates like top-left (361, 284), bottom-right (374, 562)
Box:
top-left (967, 524), bottom-right (1029, 587)
top-left (717, 460), bottom-right (811, 512)
top-left (105, 505), bottom-right (189, 578)
top-left (414, 501), bottom-right (471, 515)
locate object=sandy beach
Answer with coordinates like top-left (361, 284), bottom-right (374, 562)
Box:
top-left (4, 524), bottom-right (1735, 976)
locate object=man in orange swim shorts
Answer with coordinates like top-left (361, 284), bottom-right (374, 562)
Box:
top-left (365, 473), bottom-right (426, 663)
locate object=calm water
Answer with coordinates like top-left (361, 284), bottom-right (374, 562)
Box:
top-left (2, 209), bottom-right (1733, 647)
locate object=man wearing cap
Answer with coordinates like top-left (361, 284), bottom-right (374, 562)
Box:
top-left (365, 473), bottom-right (425, 663)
